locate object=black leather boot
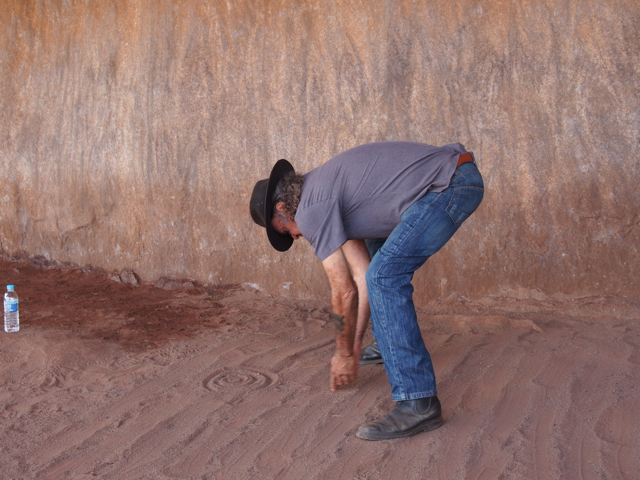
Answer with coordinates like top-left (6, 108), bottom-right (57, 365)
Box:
top-left (359, 339), bottom-right (384, 365)
top-left (356, 396), bottom-right (443, 440)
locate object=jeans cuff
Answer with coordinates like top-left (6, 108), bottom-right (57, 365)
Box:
top-left (392, 390), bottom-right (438, 402)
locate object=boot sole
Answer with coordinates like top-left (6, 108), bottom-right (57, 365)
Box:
top-left (356, 416), bottom-right (444, 441)
top-left (358, 358), bottom-right (384, 366)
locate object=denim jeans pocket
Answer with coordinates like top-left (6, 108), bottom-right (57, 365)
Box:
top-left (446, 186), bottom-right (484, 225)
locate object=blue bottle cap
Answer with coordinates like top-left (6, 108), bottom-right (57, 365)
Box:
top-left (7, 285), bottom-right (14, 290)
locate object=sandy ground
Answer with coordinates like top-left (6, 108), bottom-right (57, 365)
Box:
top-left (0, 257), bottom-right (639, 480)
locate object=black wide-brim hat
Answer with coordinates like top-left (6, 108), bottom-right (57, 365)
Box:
top-left (249, 159), bottom-right (295, 252)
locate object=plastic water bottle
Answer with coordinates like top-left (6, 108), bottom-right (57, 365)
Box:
top-left (4, 285), bottom-right (19, 333)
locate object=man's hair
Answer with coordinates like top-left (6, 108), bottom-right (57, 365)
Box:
top-left (272, 171), bottom-right (305, 221)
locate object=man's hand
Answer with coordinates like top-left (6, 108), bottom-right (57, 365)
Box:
top-left (330, 353), bottom-right (359, 391)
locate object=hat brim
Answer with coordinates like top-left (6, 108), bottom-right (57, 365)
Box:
top-left (264, 159), bottom-right (295, 252)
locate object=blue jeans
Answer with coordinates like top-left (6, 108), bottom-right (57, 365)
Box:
top-left (365, 162), bottom-right (484, 401)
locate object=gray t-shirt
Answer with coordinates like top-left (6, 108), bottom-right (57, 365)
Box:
top-left (295, 141), bottom-right (468, 260)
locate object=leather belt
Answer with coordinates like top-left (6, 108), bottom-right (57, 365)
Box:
top-left (456, 152), bottom-right (475, 168)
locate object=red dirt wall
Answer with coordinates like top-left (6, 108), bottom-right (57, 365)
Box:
top-left (1, 0), bottom-right (639, 302)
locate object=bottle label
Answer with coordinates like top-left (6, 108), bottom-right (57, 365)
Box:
top-left (4, 301), bottom-right (18, 313)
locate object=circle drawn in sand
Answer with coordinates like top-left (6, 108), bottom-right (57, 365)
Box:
top-left (203, 368), bottom-right (275, 392)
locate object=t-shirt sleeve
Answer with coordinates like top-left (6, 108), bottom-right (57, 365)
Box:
top-left (295, 198), bottom-right (347, 261)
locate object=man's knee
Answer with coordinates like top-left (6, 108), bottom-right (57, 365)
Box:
top-left (365, 264), bottom-right (378, 289)
top-left (366, 257), bottom-right (397, 291)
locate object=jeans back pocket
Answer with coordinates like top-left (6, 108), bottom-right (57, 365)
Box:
top-left (446, 186), bottom-right (484, 225)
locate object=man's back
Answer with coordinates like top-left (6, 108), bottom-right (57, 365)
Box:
top-left (295, 141), bottom-right (467, 260)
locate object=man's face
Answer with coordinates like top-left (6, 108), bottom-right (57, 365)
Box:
top-left (271, 204), bottom-right (303, 240)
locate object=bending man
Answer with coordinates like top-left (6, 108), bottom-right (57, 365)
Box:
top-left (249, 141), bottom-right (484, 440)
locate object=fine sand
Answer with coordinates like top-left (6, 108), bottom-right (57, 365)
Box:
top-left (1, 257), bottom-right (638, 479)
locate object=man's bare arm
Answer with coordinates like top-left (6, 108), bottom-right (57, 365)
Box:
top-left (341, 239), bottom-right (371, 355)
top-left (322, 247), bottom-right (359, 390)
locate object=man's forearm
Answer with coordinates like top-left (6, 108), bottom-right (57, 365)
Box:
top-left (330, 290), bottom-right (358, 357)
top-left (352, 273), bottom-right (370, 352)
top-left (340, 240), bottom-right (372, 353)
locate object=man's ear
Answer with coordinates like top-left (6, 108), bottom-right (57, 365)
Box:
top-left (275, 202), bottom-right (286, 212)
